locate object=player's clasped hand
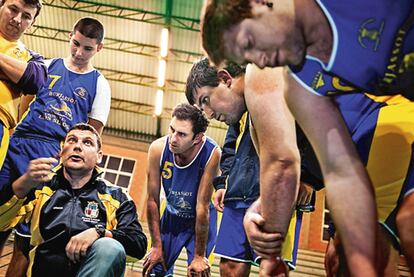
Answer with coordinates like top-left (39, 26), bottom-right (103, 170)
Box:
top-left (187, 256), bottom-right (211, 277)
top-left (243, 201), bottom-right (284, 259)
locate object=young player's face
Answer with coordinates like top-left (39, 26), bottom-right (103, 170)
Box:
top-left (221, 9), bottom-right (305, 68)
top-left (61, 129), bottom-right (102, 173)
top-left (69, 30), bottom-right (102, 67)
top-left (168, 117), bottom-right (198, 154)
top-left (193, 82), bottom-right (246, 126)
top-left (0, 0), bottom-right (37, 41)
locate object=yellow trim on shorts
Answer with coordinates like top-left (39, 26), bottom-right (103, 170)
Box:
top-left (281, 210), bottom-right (297, 262)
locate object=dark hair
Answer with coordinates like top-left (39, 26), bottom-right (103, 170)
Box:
top-left (73, 17), bottom-right (105, 44)
top-left (66, 123), bottom-right (102, 150)
top-left (0, 0), bottom-right (43, 19)
top-left (201, 0), bottom-right (252, 65)
top-left (185, 57), bottom-right (245, 105)
top-left (172, 103), bottom-right (209, 135)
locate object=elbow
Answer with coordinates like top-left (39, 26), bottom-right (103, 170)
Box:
top-left (126, 234), bottom-right (148, 260)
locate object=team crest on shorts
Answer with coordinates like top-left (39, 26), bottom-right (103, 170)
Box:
top-left (84, 201), bottom-right (99, 219)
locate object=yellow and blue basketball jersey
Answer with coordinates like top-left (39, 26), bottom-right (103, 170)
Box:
top-left (331, 90), bottom-right (413, 242)
top-left (16, 58), bottom-right (100, 140)
top-left (289, 0), bottom-right (414, 95)
top-left (151, 136), bottom-right (218, 276)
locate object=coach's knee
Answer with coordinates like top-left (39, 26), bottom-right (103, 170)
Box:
top-left (92, 237), bottom-right (126, 260)
top-left (89, 237), bottom-right (126, 271)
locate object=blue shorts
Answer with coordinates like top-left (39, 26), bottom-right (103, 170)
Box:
top-left (214, 206), bottom-right (259, 265)
top-left (214, 204), bottom-right (302, 270)
top-left (151, 205), bottom-right (218, 276)
top-left (0, 134), bottom-right (61, 236)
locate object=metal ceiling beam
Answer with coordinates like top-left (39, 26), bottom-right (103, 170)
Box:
top-left (42, 0), bottom-right (200, 32)
top-left (96, 67), bottom-right (186, 94)
top-left (25, 25), bottom-right (202, 64)
top-left (110, 98), bottom-right (227, 130)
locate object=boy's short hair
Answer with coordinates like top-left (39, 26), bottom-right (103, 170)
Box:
top-left (73, 17), bottom-right (105, 44)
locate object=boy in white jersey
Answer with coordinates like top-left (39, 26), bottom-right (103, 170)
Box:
top-left (0, 17), bottom-right (111, 276)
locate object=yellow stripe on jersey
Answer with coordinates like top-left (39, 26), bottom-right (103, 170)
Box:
top-left (97, 192), bottom-right (121, 230)
top-left (0, 195), bottom-right (25, 230)
top-left (30, 186), bottom-right (54, 246)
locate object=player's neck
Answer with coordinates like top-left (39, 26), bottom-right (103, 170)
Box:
top-left (299, 0), bottom-right (332, 62)
top-left (64, 57), bottom-right (94, 73)
top-left (174, 139), bottom-right (204, 166)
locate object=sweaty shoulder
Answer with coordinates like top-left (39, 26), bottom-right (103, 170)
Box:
top-left (148, 136), bottom-right (167, 156)
top-left (244, 64), bottom-right (285, 95)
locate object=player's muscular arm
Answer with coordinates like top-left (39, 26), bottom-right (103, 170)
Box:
top-left (283, 70), bottom-right (377, 276)
top-left (0, 53), bottom-right (29, 84)
top-left (143, 139), bottom-right (167, 275)
top-left (245, 65), bottom-right (300, 237)
top-left (190, 147), bottom-right (221, 273)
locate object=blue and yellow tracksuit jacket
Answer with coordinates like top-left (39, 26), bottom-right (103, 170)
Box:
top-left (0, 167), bottom-right (147, 276)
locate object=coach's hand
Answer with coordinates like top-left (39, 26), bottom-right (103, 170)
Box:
top-left (188, 256), bottom-right (210, 277)
top-left (143, 246), bottom-right (167, 276)
top-left (213, 188), bottom-right (225, 212)
top-left (243, 200), bottom-right (284, 258)
top-left (65, 228), bottom-right (99, 263)
top-left (12, 157), bottom-right (57, 198)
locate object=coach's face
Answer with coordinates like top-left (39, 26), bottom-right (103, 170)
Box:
top-left (61, 129), bottom-right (102, 174)
top-left (0, 0), bottom-right (37, 41)
top-left (193, 72), bottom-right (246, 125)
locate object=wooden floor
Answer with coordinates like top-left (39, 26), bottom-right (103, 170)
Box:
top-left (1, 234), bottom-right (411, 277)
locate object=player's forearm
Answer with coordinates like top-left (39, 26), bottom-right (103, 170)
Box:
top-left (260, 157), bottom-right (300, 236)
top-left (194, 205), bottom-right (210, 257)
top-left (146, 200), bottom-right (162, 248)
top-left (0, 53), bottom-right (28, 84)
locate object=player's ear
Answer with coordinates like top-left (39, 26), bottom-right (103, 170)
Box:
top-left (217, 69), bottom-right (232, 88)
top-left (97, 42), bottom-right (104, 52)
top-left (97, 149), bottom-right (103, 164)
top-left (193, 132), bottom-right (203, 144)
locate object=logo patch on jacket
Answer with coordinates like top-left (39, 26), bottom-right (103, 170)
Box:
top-left (83, 201), bottom-right (100, 223)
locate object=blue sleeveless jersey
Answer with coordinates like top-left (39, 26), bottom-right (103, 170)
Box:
top-left (15, 58), bottom-right (100, 140)
top-left (289, 0), bottom-right (414, 95)
top-left (160, 136), bottom-right (218, 219)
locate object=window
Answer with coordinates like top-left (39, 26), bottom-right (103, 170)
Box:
top-left (97, 155), bottom-right (136, 192)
